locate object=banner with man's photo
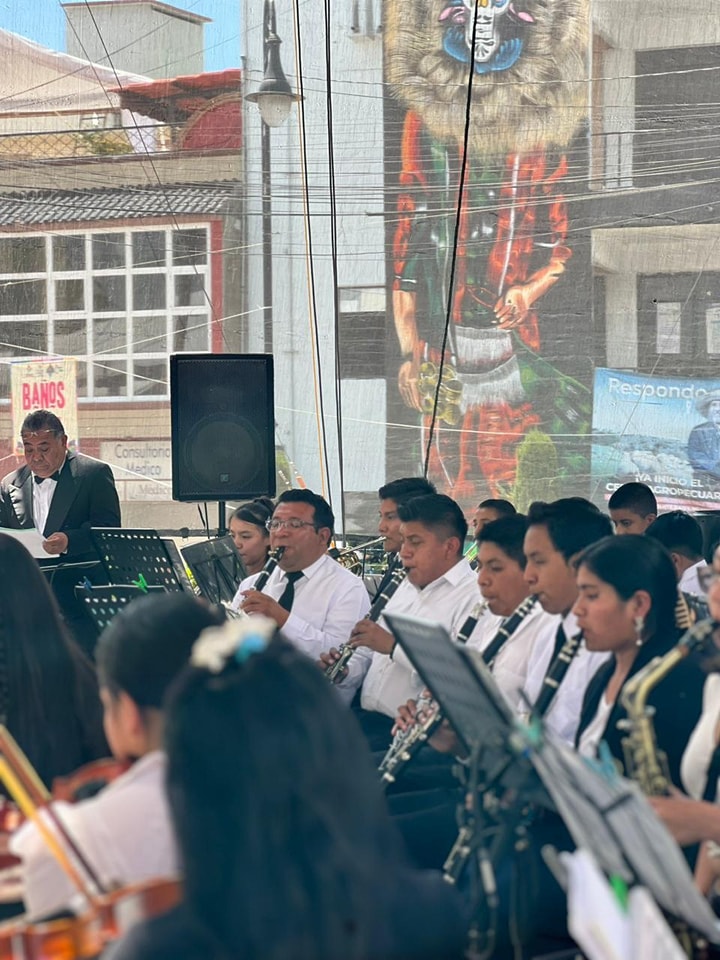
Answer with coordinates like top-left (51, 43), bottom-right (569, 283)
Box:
top-left (592, 368), bottom-right (720, 511)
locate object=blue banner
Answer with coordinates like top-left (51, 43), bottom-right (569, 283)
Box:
top-left (592, 368), bottom-right (720, 509)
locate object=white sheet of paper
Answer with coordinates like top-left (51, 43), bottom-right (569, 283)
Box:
top-left (629, 887), bottom-right (687, 960)
top-left (562, 848), bottom-right (631, 960)
top-left (0, 527), bottom-right (49, 559)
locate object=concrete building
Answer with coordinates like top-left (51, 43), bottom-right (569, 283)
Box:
top-left (242, 0), bottom-right (386, 530)
top-left (63, 0), bottom-right (208, 79)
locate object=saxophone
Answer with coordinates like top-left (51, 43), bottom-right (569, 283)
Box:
top-left (620, 618), bottom-right (719, 796)
top-left (324, 565), bottom-right (407, 682)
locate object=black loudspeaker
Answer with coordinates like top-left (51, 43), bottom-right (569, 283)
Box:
top-left (170, 353), bottom-right (275, 502)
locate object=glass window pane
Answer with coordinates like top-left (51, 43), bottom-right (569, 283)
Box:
top-left (55, 278), bottom-right (84, 311)
top-left (93, 276), bottom-right (126, 312)
top-left (0, 279), bottom-right (46, 315)
top-left (707, 305), bottom-right (720, 355)
top-left (133, 359), bottom-right (166, 396)
top-left (133, 274), bottom-right (165, 311)
top-left (94, 317), bottom-right (127, 353)
top-left (75, 361), bottom-right (88, 398)
top-left (92, 233), bottom-right (126, 270)
top-left (172, 229), bottom-right (207, 266)
top-left (0, 320), bottom-right (47, 355)
top-left (132, 315), bottom-right (166, 353)
top-left (53, 235), bottom-right (85, 272)
top-left (174, 275), bottom-right (206, 307)
top-left (132, 231), bottom-right (166, 268)
top-left (173, 314), bottom-right (209, 352)
top-left (656, 302), bottom-right (681, 354)
top-left (0, 237), bottom-right (45, 273)
top-left (93, 359), bottom-right (127, 397)
top-left (55, 318), bottom-right (87, 355)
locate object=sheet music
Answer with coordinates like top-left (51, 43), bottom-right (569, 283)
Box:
top-left (562, 848), bottom-right (630, 960)
top-left (629, 887), bottom-right (687, 960)
top-left (0, 526), bottom-right (47, 559)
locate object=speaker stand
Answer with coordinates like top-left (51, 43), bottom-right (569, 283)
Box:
top-left (218, 500), bottom-right (227, 537)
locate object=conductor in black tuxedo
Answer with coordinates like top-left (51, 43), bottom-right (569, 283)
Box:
top-left (0, 409), bottom-right (121, 651)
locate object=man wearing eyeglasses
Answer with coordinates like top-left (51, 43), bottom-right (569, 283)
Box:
top-left (231, 489), bottom-right (370, 660)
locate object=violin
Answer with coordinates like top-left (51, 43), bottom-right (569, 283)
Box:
top-left (51, 759), bottom-right (130, 804)
top-left (0, 876), bottom-right (182, 959)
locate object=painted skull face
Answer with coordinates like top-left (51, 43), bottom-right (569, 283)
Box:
top-left (439, 0), bottom-right (532, 74)
top-left (462, 0), bottom-right (511, 64)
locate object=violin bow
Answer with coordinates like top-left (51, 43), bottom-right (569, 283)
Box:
top-left (0, 725), bottom-right (107, 898)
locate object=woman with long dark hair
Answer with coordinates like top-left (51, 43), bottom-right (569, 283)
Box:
top-left (573, 534), bottom-right (704, 786)
top-left (0, 533), bottom-right (107, 787)
top-left (228, 497), bottom-right (274, 576)
top-left (108, 618), bottom-right (467, 960)
top-left (11, 592), bottom-right (224, 918)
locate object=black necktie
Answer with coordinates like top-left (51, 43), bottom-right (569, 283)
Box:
top-left (278, 571), bottom-right (303, 612)
top-left (34, 471), bottom-right (61, 485)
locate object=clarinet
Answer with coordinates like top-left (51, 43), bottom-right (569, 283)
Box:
top-left (223, 546), bottom-right (286, 620)
top-left (378, 603), bottom-right (484, 783)
top-left (480, 594), bottom-right (538, 668)
top-left (379, 596), bottom-right (538, 784)
top-left (532, 628), bottom-right (583, 717)
top-left (455, 600), bottom-right (488, 645)
top-left (379, 693), bottom-right (441, 783)
top-left (253, 546), bottom-right (286, 593)
top-left (324, 565), bottom-right (407, 682)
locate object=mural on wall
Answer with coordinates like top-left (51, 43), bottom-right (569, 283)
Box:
top-left (383, 0), bottom-right (591, 509)
top-left (592, 368), bottom-right (720, 511)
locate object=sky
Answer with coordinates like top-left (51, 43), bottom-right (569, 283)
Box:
top-left (0, 0), bottom-right (240, 73)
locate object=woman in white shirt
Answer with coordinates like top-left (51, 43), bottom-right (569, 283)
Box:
top-left (11, 593), bottom-right (224, 918)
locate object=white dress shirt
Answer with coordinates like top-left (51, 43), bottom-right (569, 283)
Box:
top-left (521, 610), bottom-right (610, 746)
top-left (10, 751), bottom-right (177, 918)
top-left (681, 673), bottom-right (720, 799)
top-left (232, 552), bottom-right (371, 661)
top-left (680, 559), bottom-right (708, 598)
top-left (467, 604), bottom-right (560, 711)
top-left (32, 472), bottom-right (60, 536)
top-left (349, 558), bottom-right (482, 718)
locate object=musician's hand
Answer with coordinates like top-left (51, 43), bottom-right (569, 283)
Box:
top-left (349, 620), bottom-right (395, 655)
top-left (649, 793), bottom-right (720, 847)
top-left (317, 648), bottom-right (348, 682)
top-left (393, 699), bottom-right (418, 735)
top-left (43, 532), bottom-right (68, 555)
top-left (428, 719), bottom-right (465, 757)
top-left (239, 590), bottom-right (289, 628)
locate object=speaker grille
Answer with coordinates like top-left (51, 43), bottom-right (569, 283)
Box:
top-left (170, 354), bottom-right (275, 501)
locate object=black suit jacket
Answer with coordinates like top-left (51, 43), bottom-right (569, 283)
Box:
top-left (0, 451), bottom-right (121, 557)
top-left (576, 633), bottom-right (705, 789)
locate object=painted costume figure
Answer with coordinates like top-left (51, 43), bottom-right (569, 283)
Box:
top-left (386, 0), bottom-right (589, 502)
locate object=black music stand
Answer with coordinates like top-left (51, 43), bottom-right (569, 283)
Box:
top-left (384, 613), bottom-right (720, 950)
top-left (74, 583), bottom-right (166, 634)
top-left (160, 538), bottom-right (199, 595)
top-left (89, 528), bottom-right (184, 592)
top-left (180, 536), bottom-right (245, 606)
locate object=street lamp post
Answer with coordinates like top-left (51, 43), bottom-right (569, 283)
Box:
top-left (245, 0), bottom-right (300, 355)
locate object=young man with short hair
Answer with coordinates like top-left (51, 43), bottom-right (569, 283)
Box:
top-left (608, 481), bottom-right (657, 535)
top-left (521, 499), bottom-right (614, 744)
top-left (646, 510), bottom-right (707, 597)
top-left (324, 493), bottom-right (480, 749)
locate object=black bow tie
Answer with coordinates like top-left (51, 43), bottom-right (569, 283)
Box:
top-left (34, 471), bottom-right (61, 485)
